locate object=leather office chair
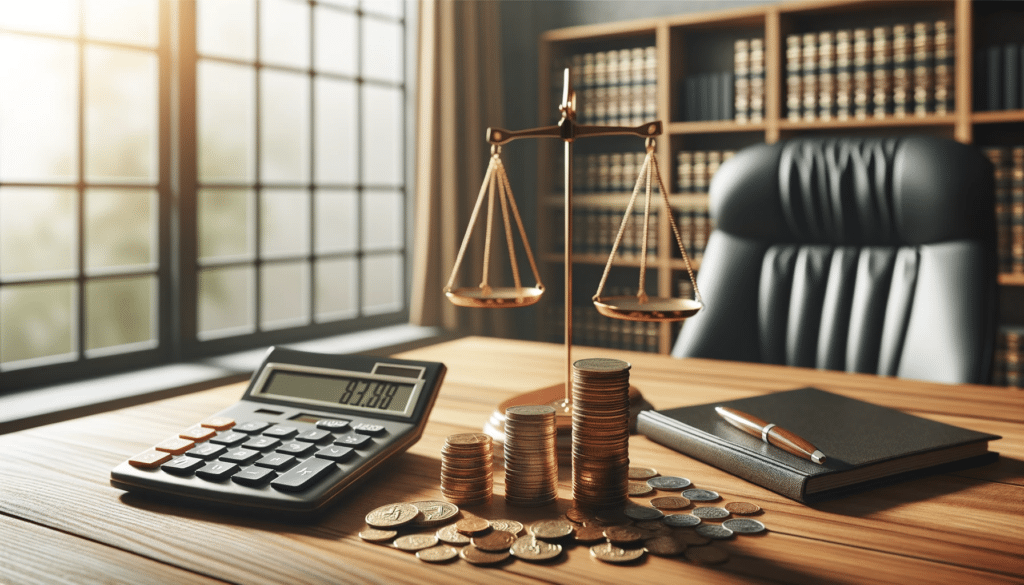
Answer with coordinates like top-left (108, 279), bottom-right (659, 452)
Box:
top-left (672, 135), bottom-right (997, 385)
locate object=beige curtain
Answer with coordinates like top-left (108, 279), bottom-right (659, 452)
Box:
top-left (410, 0), bottom-right (510, 337)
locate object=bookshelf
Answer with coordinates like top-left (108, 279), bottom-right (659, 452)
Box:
top-left (535, 0), bottom-right (1024, 384)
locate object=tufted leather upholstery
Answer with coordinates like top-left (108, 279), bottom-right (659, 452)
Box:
top-left (671, 136), bottom-right (997, 385)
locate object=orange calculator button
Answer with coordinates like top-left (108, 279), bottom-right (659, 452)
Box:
top-left (201, 417), bottom-right (235, 431)
top-left (179, 425), bottom-right (217, 442)
top-left (128, 450), bottom-right (172, 469)
top-left (155, 437), bottom-right (195, 455)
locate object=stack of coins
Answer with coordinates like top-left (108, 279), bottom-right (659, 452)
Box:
top-left (571, 358), bottom-right (631, 509)
top-left (503, 405), bottom-right (558, 507)
top-left (440, 433), bottom-right (493, 506)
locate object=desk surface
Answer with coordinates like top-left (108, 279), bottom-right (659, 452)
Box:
top-left (1, 336), bottom-right (1022, 584)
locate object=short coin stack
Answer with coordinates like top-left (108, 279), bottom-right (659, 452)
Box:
top-left (503, 405), bottom-right (558, 507)
top-left (571, 358), bottom-right (632, 510)
top-left (440, 433), bottom-right (493, 506)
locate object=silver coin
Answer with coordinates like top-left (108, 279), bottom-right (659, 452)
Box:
top-left (722, 518), bottom-right (766, 534)
top-left (623, 505), bottom-right (664, 521)
top-left (691, 506), bottom-right (730, 520)
top-left (695, 524), bottom-right (733, 540)
top-left (646, 476), bottom-right (691, 490)
top-left (681, 488), bottom-right (720, 502)
top-left (662, 513), bottom-right (701, 528)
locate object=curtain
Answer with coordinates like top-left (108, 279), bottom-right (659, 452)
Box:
top-left (410, 0), bottom-right (510, 337)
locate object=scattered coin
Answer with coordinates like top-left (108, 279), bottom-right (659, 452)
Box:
top-left (604, 525), bottom-right (644, 546)
top-left (647, 475), bottom-right (691, 490)
top-left (365, 503), bottom-right (421, 529)
top-left (529, 519), bottom-right (575, 540)
top-left (685, 545), bottom-right (730, 565)
top-left (644, 535), bottom-right (686, 556)
top-left (510, 536), bottom-right (563, 562)
top-left (489, 519), bottom-right (524, 535)
top-left (573, 525), bottom-right (607, 543)
top-left (724, 501), bottom-right (762, 515)
top-left (691, 507), bottom-right (730, 520)
top-left (590, 542), bottom-right (645, 564)
top-left (358, 527), bottom-right (397, 543)
top-left (393, 534), bottom-right (440, 552)
top-left (435, 523), bottom-right (471, 545)
top-left (723, 518), bottom-right (767, 534)
top-left (409, 500), bottom-right (460, 527)
top-left (565, 507), bottom-right (592, 525)
top-left (650, 496), bottom-right (690, 510)
top-left (455, 516), bottom-right (491, 535)
top-left (624, 505), bottom-right (664, 521)
top-left (471, 530), bottom-right (517, 552)
top-left (459, 545), bottom-right (510, 566)
top-left (628, 481), bottom-right (655, 497)
top-left (628, 466), bottom-right (659, 480)
top-left (634, 520), bottom-right (671, 534)
top-left (662, 514), bottom-right (701, 528)
top-left (681, 488), bottom-right (720, 502)
top-left (416, 544), bottom-right (459, 563)
top-left (695, 524), bottom-right (734, 540)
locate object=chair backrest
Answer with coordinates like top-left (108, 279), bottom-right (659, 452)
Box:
top-left (672, 135), bottom-right (997, 385)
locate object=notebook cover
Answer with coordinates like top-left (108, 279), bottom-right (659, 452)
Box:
top-left (637, 387), bottom-right (1000, 503)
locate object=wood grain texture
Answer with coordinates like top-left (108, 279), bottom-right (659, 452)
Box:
top-left (0, 337), bottom-right (1021, 585)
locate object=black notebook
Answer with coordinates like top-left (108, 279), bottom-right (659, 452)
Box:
top-left (637, 387), bottom-right (1000, 503)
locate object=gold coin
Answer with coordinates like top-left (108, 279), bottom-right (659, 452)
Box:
top-left (685, 545), bottom-right (730, 565)
top-left (644, 535), bottom-right (686, 557)
top-left (455, 516), bottom-right (491, 535)
top-left (393, 534), bottom-right (439, 552)
top-left (365, 503), bottom-right (421, 529)
top-left (529, 519), bottom-right (575, 540)
top-left (459, 545), bottom-right (510, 566)
top-left (416, 544), bottom-right (459, 563)
top-left (471, 530), bottom-right (517, 552)
top-left (409, 500), bottom-right (460, 527)
top-left (510, 536), bottom-right (563, 562)
top-left (357, 527), bottom-right (397, 543)
top-left (435, 523), bottom-right (471, 545)
top-left (650, 496), bottom-right (691, 510)
top-left (488, 519), bottom-right (524, 535)
top-left (590, 542), bottom-right (645, 563)
top-left (604, 525), bottom-right (644, 546)
top-left (724, 501), bottom-right (762, 515)
top-left (628, 481), bottom-right (655, 497)
top-left (628, 466), bottom-right (658, 480)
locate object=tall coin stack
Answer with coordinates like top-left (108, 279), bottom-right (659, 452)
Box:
top-left (503, 405), bottom-right (559, 507)
top-left (571, 358), bottom-right (631, 510)
top-left (440, 433), bottom-right (493, 506)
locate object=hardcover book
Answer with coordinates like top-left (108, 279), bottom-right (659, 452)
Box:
top-left (637, 387), bottom-right (1000, 503)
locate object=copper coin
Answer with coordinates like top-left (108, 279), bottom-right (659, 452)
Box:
top-left (509, 536), bottom-right (563, 562)
top-left (365, 503), bottom-right (421, 529)
top-left (573, 525), bottom-right (607, 543)
top-left (416, 544), bottom-right (459, 563)
top-left (446, 433), bottom-right (492, 446)
top-left (628, 481), bottom-right (655, 497)
top-left (604, 525), bottom-right (644, 546)
top-left (357, 527), bottom-right (397, 543)
top-left (471, 530), bottom-right (516, 552)
top-left (435, 523), bottom-right (471, 545)
top-left (590, 542), bottom-right (645, 563)
top-left (650, 496), bottom-right (691, 510)
top-left (455, 516), bottom-right (491, 535)
top-left (644, 535), bottom-right (686, 556)
top-left (393, 534), bottom-right (439, 552)
top-left (459, 546), bottom-right (510, 565)
top-left (685, 545), bottom-right (730, 565)
top-left (565, 507), bottom-right (592, 525)
top-left (725, 501), bottom-right (762, 515)
top-left (628, 466), bottom-right (659, 480)
top-left (529, 519), bottom-right (575, 540)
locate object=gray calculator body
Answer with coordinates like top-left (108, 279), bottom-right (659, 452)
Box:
top-left (110, 346), bottom-right (446, 517)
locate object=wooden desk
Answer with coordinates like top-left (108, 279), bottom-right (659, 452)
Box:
top-left (1, 337), bottom-right (1021, 584)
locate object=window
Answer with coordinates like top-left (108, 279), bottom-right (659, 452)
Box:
top-left (0, 0), bottom-right (410, 390)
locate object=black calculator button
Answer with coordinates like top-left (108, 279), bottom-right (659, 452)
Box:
top-left (255, 453), bottom-right (297, 470)
top-left (335, 433), bottom-right (372, 448)
top-left (276, 441), bottom-right (316, 457)
top-left (209, 431), bottom-right (249, 446)
top-left (232, 465), bottom-right (277, 487)
top-left (352, 423), bottom-right (386, 436)
top-left (295, 429), bottom-right (332, 443)
top-left (315, 445), bottom-right (354, 462)
top-left (161, 456), bottom-right (205, 476)
top-left (234, 421), bottom-right (271, 434)
top-left (262, 426), bottom-right (298, 440)
top-left (220, 447), bottom-right (261, 465)
top-left (187, 443), bottom-right (227, 460)
top-left (316, 419), bottom-right (350, 432)
top-left (271, 457), bottom-right (337, 492)
top-left (196, 461), bottom-right (240, 482)
top-left (243, 436), bottom-right (282, 451)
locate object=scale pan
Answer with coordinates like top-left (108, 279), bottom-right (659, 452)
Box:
top-left (593, 296), bottom-right (702, 322)
top-left (446, 286), bottom-right (544, 308)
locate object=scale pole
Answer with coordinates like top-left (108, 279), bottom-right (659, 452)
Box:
top-left (564, 138), bottom-right (573, 404)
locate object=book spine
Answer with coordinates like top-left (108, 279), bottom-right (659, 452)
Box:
top-left (835, 29), bottom-right (853, 120)
top-left (734, 39), bottom-right (750, 123)
top-left (749, 38), bottom-right (765, 122)
top-left (913, 21), bottom-right (934, 116)
top-left (637, 411), bottom-right (810, 502)
top-left (988, 45), bottom-right (1002, 111)
top-left (853, 28), bottom-right (873, 119)
top-left (802, 32), bottom-right (818, 121)
top-left (932, 20), bottom-right (953, 114)
top-left (818, 30), bottom-right (836, 120)
top-left (872, 26), bottom-right (893, 119)
top-left (1012, 146), bottom-right (1024, 274)
top-left (985, 146), bottom-right (1012, 274)
top-left (786, 34), bottom-right (803, 121)
top-left (892, 24), bottom-right (911, 118)
top-left (1006, 44), bottom-right (1020, 112)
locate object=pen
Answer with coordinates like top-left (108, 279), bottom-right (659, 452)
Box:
top-left (715, 406), bottom-right (826, 464)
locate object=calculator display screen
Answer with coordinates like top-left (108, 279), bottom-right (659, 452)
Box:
top-left (260, 370), bottom-right (416, 415)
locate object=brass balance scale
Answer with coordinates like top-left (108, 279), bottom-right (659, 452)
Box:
top-left (443, 70), bottom-right (703, 454)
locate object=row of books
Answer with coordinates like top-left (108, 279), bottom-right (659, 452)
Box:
top-left (544, 301), bottom-right (661, 354)
top-left (672, 206), bottom-right (712, 262)
top-left (553, 207), bottom-right (660, 259)
top-left (570, 152), bottom-right (649, 194)
top-left (677, 149), bottom-right (735, 194)
top-left (565, 47), bottom-right (657, 127)
top-left (786, 20), bottom-right (953, 121)
top-left (734, 38), bottom-right (766, 123)
top-left (992, 326), bottom-right (1024, 388)
top-left (975, 44), bottom-right (1024, 111)
top-left (983, 146), bottom-right (1024, 275)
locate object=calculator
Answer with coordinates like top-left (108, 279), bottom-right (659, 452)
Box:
top-left (110, 346), bottom-right (446, 517)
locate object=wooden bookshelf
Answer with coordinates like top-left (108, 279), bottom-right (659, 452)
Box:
top-left (537, 0), bottom-right (1024, 360)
